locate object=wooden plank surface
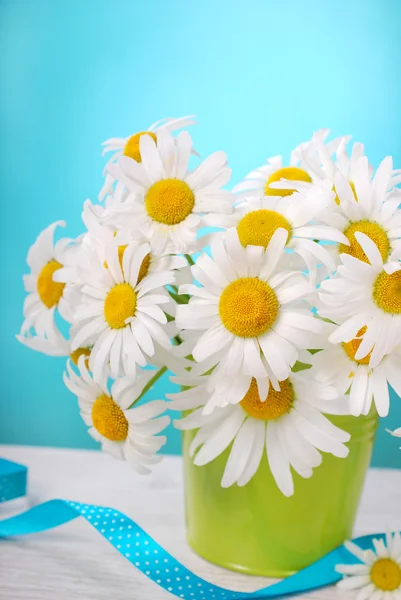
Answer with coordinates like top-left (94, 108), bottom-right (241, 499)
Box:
top-left (0, 445), bottom-right (400, 599)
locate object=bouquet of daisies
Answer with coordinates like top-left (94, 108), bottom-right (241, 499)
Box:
top-left (18, 117), bottom-right (401, 494)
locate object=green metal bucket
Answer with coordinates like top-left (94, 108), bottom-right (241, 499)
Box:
top-left (182, 410), bottom-right (378, 577)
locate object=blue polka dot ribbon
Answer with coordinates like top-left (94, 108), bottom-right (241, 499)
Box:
top-left (0, 458), bottom-right (389, 599)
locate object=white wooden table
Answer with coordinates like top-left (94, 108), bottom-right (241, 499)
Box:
top-left (0, 446), bottom-right (400, 600)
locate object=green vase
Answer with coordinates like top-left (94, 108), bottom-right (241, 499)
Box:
top-left (182, 410), bottom-right (378, 577)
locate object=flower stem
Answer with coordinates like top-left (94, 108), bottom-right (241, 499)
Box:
top-left (129, 366), bottom-right (168, 408)
top-left (185, 253), bottom-right (195, 266)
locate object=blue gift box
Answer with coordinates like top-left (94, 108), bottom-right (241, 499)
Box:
top-left (0, 458), bottom-right (27, 503)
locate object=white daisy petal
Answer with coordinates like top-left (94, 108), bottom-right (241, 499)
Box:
top-left (139, 134), bottom-right (164, 183)
top-left (338, 575), bottom-right (371, 590)
top-left (221, 417), bottom-right (258, 487)
top-left (266, 420), bottom-right (294, 497)
top-left (349, 368), bottom-right (369, 417)
top-left (193, 408), bottom-right (246, 466)
top-left (354, 232), bottom-right (384, 269)
top-left (173, 130), bottom-right (192, 180)
top-left (344, 540), bottom-right (372, 563)
top-left (275, 417), bottom-right (312, 478)
top-left (223, 228), bottom-right (249, 277)
top-left (127, 400), bottom-right (168, 424)
top-left (260, 228), bottom-right (289, 280)
top-left (237, 420), bottom-right (266, 486)
top-left (292, 410), bottom-right (349, 458)
top-left (336, 564), bottom-right (370, 576)
top-left (281, 413), bottom-right (322, 468)
top-left (258, 330), bottom-right (296, 381)
top-left (371, 366), bottom-right (390, 417)
top-left (193, 325), bottom-right (233, 363)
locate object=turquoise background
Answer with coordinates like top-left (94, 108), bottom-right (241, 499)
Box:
top-left (1, 0), bottom-right (400, 466)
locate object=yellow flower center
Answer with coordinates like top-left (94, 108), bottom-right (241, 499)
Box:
top-left (373, 270), bottom-right (401, 314)
top-left (340, 220), bottom-right (390, 263)
top-left (342, 326), bottom-right (372, 365)
top-left (265, 167), bottom-right (312, 197)
top-left (104, 283), bottom-right (137, 329)
top-left (37, 260), bottom-right (65, 308)
top-left (123, 131), bottom-right (157, 162)
top-left (70, 347), bottom-right (91, 368)
top-left (370, 558), bottom-right (401, 592)
top-left (333, 181), bottom-right (357, 206)
top-left (240, 378), bottom-right (294, 420)
top-left (145, 179), bottom-right (195, 225)
top-left (219, 277), bottom-right (279, 337)
top-left (91, 394), bottom-right (128, 441)
top-left (237, 209), bottom-right (292, 249)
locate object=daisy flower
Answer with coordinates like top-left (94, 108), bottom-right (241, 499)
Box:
top-left (336, 532), bottom-right (401, 599)
top-left (20, 221), bottom-right (76, 338)
top-left (318, 232), bottom-right (401, 368)
top-left (176, 228), bottom-right (323, 398)
top-left (213, 186), bottom-right (349, 277)
top-left (56, 200), bottom-right (188, 313)
top-left (59, 204), bottom-right (186, 322)
top-left (71, 239), bottom-right (175, 381)
top-left (311, 328), bottom-right (401, 417)
top-left (318, 156), bottom-right (401, 265)
top-left (169, 369), bottom-right (350, 496)
top-left (64, 358), bottom-right (170, 474)
top-left (33, 225), bottom-right (85, 326)
top-left (104, 129), bottom-right (233, 254)
top-left (306, 130), bottom-right (401, 199)
top-left (233, 129), bottom-right (348, 200)
top-left (99, 115), bottom-right (197, 201)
